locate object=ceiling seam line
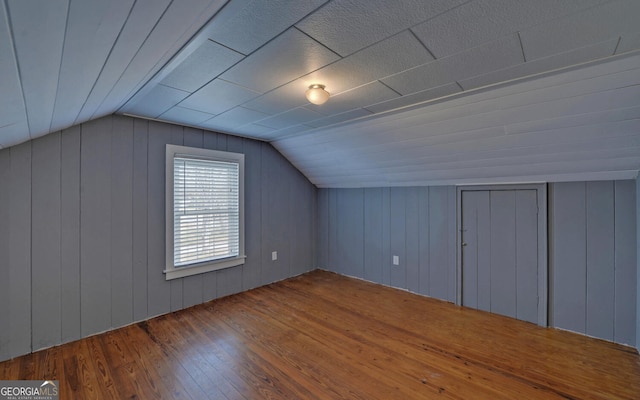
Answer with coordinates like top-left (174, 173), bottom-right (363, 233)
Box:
top-left (48, 0), bottom-right (71, 134)
top-left (208, 38), bottom-right (247, 56)
top-left (211, 13), bottom-right (538, 119)
top-left (3, 0), bottom-right (32, 139)
top-left (164, 61), bottom-right (250, 112)
top-left (121, 2), bottom-right (250, 112)
top-left (517, 32), bottom-right (527, 62)
top-left (98, 0), bottom-right (176, 117)
top-left (408, 28), bottom-right (437, 60)
top-left (292, 25), bottom-right (343, 59)
top-left (613, 36), bottom-right (622, 55)
top-left (73, 0), bottom-right (139, 126)
top-left (377, 80), bottom-right (403, 97)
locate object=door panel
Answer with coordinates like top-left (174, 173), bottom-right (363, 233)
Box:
top-left (490, 191), bottom-right (517, 319)
top-left (461, 191), bottom-right (491, 311)
top-left (516, 190), bottom-right (539, 323)
top-left (461, 191), bottom-right (479, 309)
top-left (462, 189), bottom-right (538, 324)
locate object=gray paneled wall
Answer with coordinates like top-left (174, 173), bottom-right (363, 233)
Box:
top-left (319, 181), bottom-right (637, 347)
top-left (317, 186), bottom-right (458, 302)
top-left (550, 180), bottom-right (637, 346)
top-left (637, 176), bottom-right (640, 352)
top-left (0, 115), bottom-right (317, 362)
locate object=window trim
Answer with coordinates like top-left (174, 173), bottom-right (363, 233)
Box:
top-left (165, 144), bottom-right (245, 280)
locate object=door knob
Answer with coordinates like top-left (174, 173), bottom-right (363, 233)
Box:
top-left (461, 242), bottom-right (468, 246)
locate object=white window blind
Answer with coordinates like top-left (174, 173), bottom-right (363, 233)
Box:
top-left (173, 156), bottom-right (240, 267)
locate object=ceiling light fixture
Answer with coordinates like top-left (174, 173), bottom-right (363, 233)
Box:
top-left (305, 84), bottom-right (330, 105)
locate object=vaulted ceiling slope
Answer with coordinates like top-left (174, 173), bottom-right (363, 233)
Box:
top-left (276, 53), bottom-right (640, 187)
top-left (1, 0), bottom-right (639, 187)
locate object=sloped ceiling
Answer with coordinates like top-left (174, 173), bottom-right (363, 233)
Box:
top-left (1, 0), bottom-right (639, 187)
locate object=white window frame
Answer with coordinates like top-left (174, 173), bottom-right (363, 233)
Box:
top-left (165, 144), bottom-right (245, 280)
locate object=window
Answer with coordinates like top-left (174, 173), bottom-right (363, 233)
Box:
top-left (165, 144), bottom-right (245, 280)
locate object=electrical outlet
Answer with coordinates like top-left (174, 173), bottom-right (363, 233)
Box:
top-left (393, 255), bottom-right (399, 265)
top-left (272, 251), bottom-right (278, 261)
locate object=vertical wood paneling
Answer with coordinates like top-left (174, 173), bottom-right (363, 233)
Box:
top-left (406, 187), bottom-right (420, 294)
top-left (389, 188), bottom-right (406, 289)
top-left (428, 187), bottom-right (449, 300)
top-left (81, 118), bottom-right (112, 337)
top-left (9, 142), bottom-right (31, 357)
top-left (636, 178), bottom-right (640, 351)
top-left (614, 180), bottom-right (636, 345)
top-left (261, 144), bottom-right (277, 282)
top-left (290, 172), bottom-right (305, 276)
top-left (364, 188), bottom-right (383, 283)
top-left (381, 188), bottom-right (391, 286)
top-left (202, 272), bottom-right (218, 303)
top-left (311, 184), bottom-right (318, 271)
top-left (490, 191), bottom-right (517, 319)
top-left (291, 171), bottom-right (314, 276)
top-left (31, 132), bottom-right (61, 350)
top-left (217, 269), bottom-right (243, 299)
top-left (308, 178), bottom-right (318, 274)
top-left (337, 189), bottom-right (365, 278)
top-left (183, 127), bottom-right (203, 148)
top-left (242, 139), bottom-right (263, 290)
top-left (317, 188), bottom-right (329, 270)
top-left (203, 130), bottom-right (219, 149)
top-left (0, 115), bottom-right (319, 361)
top-left (111, 117), bottom-right (134, 328)
top-left (217, 134), bottom-right (227, 151)
top-left (316, 180), bottom-right (634, 347)
top-left (418, 187), bottom-right (430, 296)
top-left (60, 126), bottom-right (81, 343)
top-left (515, 190), bottom-right (538, 324)
top-left (132, 120), bottom-right (148, 321)
top-left (552, 182), bottom-right (587, 334)
top-left (447, 187), bottom-right (457, 302)
top-left (328, 189), bottom-right (338, 273)
top-left (183, 272), bottom-right (204, 308)
top-left (261, 145), bottom-right (290, 284)
top-left (146, 121), bottom-right (172, 317)
top-left (0, 149), bottom-right (10, 360)
top-left (586, 181), bottom-right (615, 341)
top-left (550, 180), bottom-right (636, 345)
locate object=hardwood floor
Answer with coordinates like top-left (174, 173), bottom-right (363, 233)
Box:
top-left (1, 270), bottom-right (639, 399)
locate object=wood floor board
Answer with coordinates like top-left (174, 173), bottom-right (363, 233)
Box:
top-left (1, 270), bottom-right (638, 399)
top-left (155, 312), bottom-right (251, 399)
top-left (125, 321), bottom-right (196, 400)
top-left (251, 283), bottom-right (564, 399)
top-left (233, 288), bottom-right (464, 399)
top-left (122, 324), bottom-right (210, 400)
top-left (279, 272), bottom-right (637, 399)
top-left (183, 302), bottom-right (311, 399)
top-left (85, 336), bottom-right (121, 400)
top-left (206, 296), bottom-right (392, 399)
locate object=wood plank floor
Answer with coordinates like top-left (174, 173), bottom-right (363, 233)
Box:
top-left (1, 270), bottom-right (639, 399)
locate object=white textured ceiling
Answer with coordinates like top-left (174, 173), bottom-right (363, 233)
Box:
top-left (1, 0), bottom-right (639, 187)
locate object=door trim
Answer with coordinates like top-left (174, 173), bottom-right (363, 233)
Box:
top-left (456, 184), bottom-right (548, 326)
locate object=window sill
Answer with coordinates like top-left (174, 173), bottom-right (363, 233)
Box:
top-left (164, 255), bottom-right (246, 280)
